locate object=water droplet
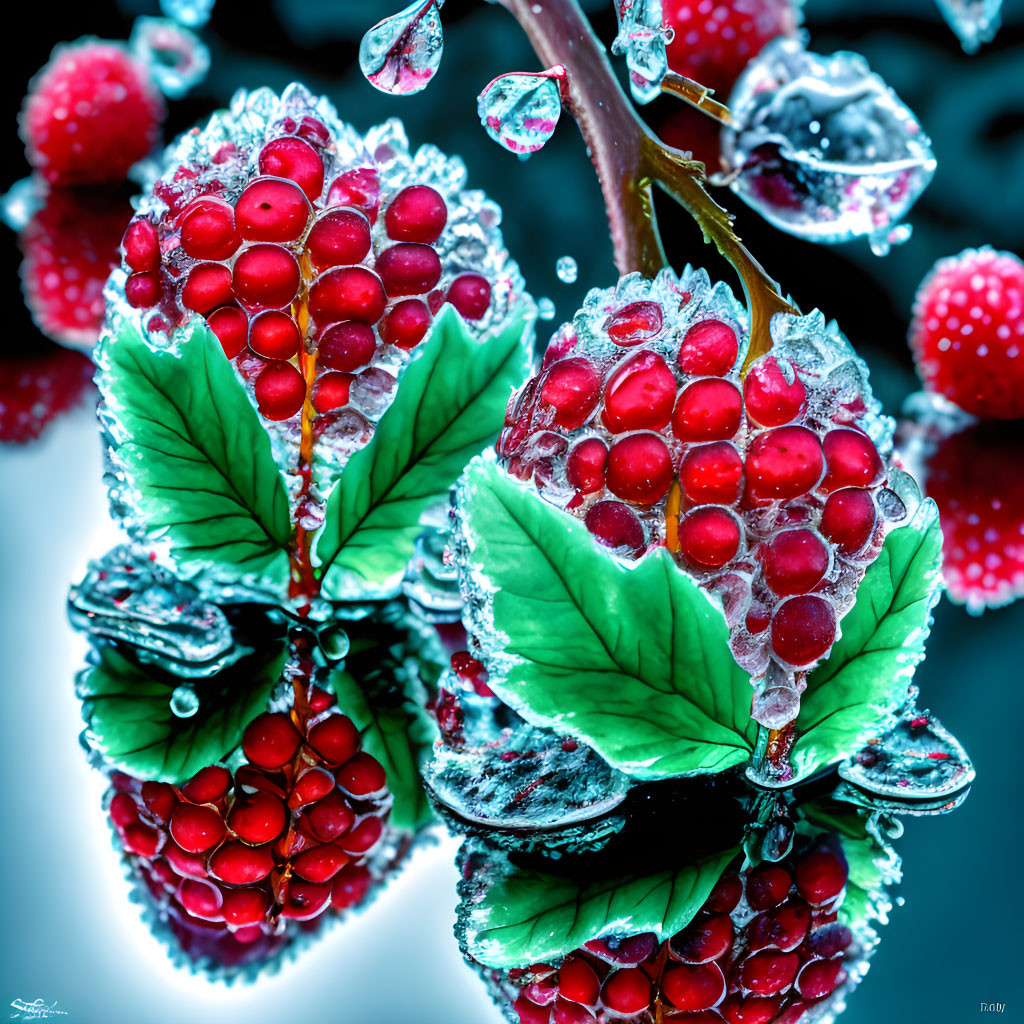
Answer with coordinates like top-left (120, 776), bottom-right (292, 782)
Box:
top-left (320, 624), bottom-right (351, 661)
top-left (723, 39), bottom-right (936, 251)
top-left (130, 17), bottom-right (210, 99)
top-left (478, 68), bottom-right (564, 156)
top-left (170, 685), bottom-right (200, 718)
top-left (359, 0), bottom-right (444, 97)
top-left (555, 255), bottom-right (578, 283)
top-left (935, 0), bottom-right (1002, 53)
top-left (159, 0), bottom-right (215, 27)
top-left (611, 0), bottom-right (671, 105)
top-left (0, 177), bottom-right (41, 232)
top-left (869, 222), bottom-right (913, 258)
top-left (538, 297), bottom-right (555, 320)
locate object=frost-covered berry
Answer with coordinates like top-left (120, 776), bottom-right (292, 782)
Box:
top-left (20, 40), bottom-right (164, 186)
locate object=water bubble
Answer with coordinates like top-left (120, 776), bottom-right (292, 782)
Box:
top-left (478, 68), bottom-right (564, 156)
top-left (359, 0), bottom-right (444, 97)
top-left (170, 685), bottom-right (200, 718)
top-left (935, 0), bottom-right (1002, 53)
top-left (320, 624), bottom-right (351, 661)
top-left (555, 255), bottom-right (578, 283)
top-left (131, 17), bottom-right (210, 99)
top-left (538, 297), bottom-right (555, 320)
top-left (611, 0), bottom-right (671, 105)
top-left (869, 222), bottom-right (913, 258)
top-left (159, 0), bottom-right (215, 27)
top-left (722, 39), bottom-right (936, 251)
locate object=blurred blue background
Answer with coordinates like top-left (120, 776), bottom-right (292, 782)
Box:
top-left (2, 0), bottom-right (1023, 1022)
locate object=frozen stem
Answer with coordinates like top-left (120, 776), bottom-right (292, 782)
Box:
top-left (659, 70), bottom-right (735, 127)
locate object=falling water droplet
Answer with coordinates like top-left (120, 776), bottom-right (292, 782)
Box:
top-left (538, 297), bottom-right (555, 320)
top-left (722, 39), bottom-right (936, 251)
top-left (611, 0), bottom-right (672, 104)
top-left (170, 685), bottom-right (200, 718)
top-left (934, 0), bottom-right (1002, 52)
top-left (159, 0), bottom-right (216, 28)
top-left (477, 68), bottom-right (564, 156)
top-left (320, 624), bottom-right (351, 661)
top-left (555, 256), bottom-right (578, 283)
top-left (869, 222), bottom-right (913, 258)
top-left (359, 0), bottom-right (444, 97)
top-left (130, 17), bottom-right (210, 99)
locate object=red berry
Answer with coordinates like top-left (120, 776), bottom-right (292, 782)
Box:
top-left (126, 271), bottom-right (163, 309)
top-left (141, 782), bottom-right (177, 823)
top-left (242, 712), bottom-right (303, 768)
top-left (235, 177), bottom-right (311, 243)
top-left (180, 765), bottom-right (231, 804)
top-left (21, 40), bottom-right (164, 185)
top-left (292, 844), bottom-right (351, 883)
top-left (673, 378), bottom-right (743, 441)
top-left (318, 321), bottom-right (377, 372)
top-left (182, 262), bottom-right (233, 313)
top-left (795, 844), bottom-right (848, 905)
top-left (719, 994), bottom-right (783, 1024)
top-left (254, 361), bottom-right (307, 420)
top-left (541, 358), bottom-right (602, 430)
top-left (605, 301), bottom-right (664, 346)
top-left (795, 958), bottom-right (843, 1000)
top-left (761, 529), bottom-right (830, 595)
top-left (339, 814), bottom-right (384, 855)
top-left (376, 243), bottom-right (442, 297)
top-left (306, 208), bottom-right (372, 271)
top-left (679, 507), bottom-right (742, 569)
top-left (180, 198), bottom-right (240, 261)
top-left (678, 319), bottom-right (739, 376)
top-left (312, 372), bottom-right (353, 413)
top-left (679, 441), bottom-right (744, 505)
top-left (670, 913), bottom-right (733, 963)
top-left (309, 266), bottom-right (387, 324)
top-left (583, 933), bottom-right (657, 964)
top-left (290, 767), bottom-right (337, 810)
top-left (123, 217), bottom-right (159, 271)
top-left (232, 244), bottom-right (301, 309)
top-left (746, 864), bottom-right (792, 911)
top-left (662, 962), bottom-right (726, 1011)
top-left (259, 136), bottom-right (325, 201)
top-left (820, 488), bottom-right (876, 554)
top-left (740, 951), bottom-right (799, 995)
top-left (228, 791), bottom-right (287, 844)
top-left (307, 714), bottom-right (360, 765)
top-left (306, 790), bottom-right (356, 842)
top-left (280, 878), bottom-right (332, 920)
top-left (221, 886), bottom-right (269, 927)
top-left (248, 309), bottom-right (301, 360)
top-left (207, 306), bottom-right (249, 358)
top-left (606, 433), bottom-right (674, 504)
top-left (164, 841), bottom-right (208, 879)
top-left (380, 298), bottom-right (433, 350)
top-left (566, 438), bottom-right (608, 493)
top-left (514, 995), bottom-right (550, 1024)
top-left (331, 863), bottom-right (373, 909)
top-left (770, 595), bottom-right (837, 666)
top-left (821, 428), bottom-right (884, 493)
top-left (558, 957), bottom-right (600, 1006)
top-left (337, 753), bottom-right (387, 796)
top-left (552, 1000), bottom-right (595, 1024)
top-left (176, 877), bottom-right (224, 921)
top-left (601, 968), bottom-right (651, 1014)
top-left (743, 356), bottom-right (807, 427)
top-left (910, 248), bottom-right (1024, 419)
top-left (745, 426), bottom-right (824, 500)
top-left (584, 501), bottom-right (645, 553)
top-left (123, 821), bottom-right (162, 857)
top-left (805, 922), bottom-right (853, 959)
top-left (446, 273), bottom-right (492, 320)
top-left (603, 350), bottom-right (677, 433)
top-left (385, 185), bottom-right (447, 243)
top-left (326, 168), bottom-right (381, 221)
top-left (170, 803), bottom-right (226, 853)
top-left (746, 899), bottom-right (811, 952)
top-left (703, 873), bottom-right (742, 914)
top-left (209, 841), bottom-right (275, 884)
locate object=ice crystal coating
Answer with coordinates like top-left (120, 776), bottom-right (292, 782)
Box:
top-left (478, 69), bottom-right (564, 156)
top-left (723, 39), bottom-right (936, 253)
top-left (130, 17), bottom-right (210, 99)
top-left (359, 0), bottom-right (444, 97)
top-left (935, 0), bottom-right (1002, 52)
top-left (612, 0), bottom-right (672, 105)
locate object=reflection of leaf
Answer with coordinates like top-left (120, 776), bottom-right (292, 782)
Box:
top-left (96, 318), bottom-right (292, 585)
top-left (464, 846), bottom-right (739, 969)
top-left (316, 303), bottom-right (533, 598)
top-left (459, 457), bottom-right (757, 780)
top-left (80, 643), bottom-right (287, 782)
top-left (330, 659), bottom-right (436, 832)
top-left (791, 500), bottom-right (943, 782)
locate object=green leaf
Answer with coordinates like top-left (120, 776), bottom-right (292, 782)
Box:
top-left (458, 457), bottom-right (758, 780)
top-left (329, 661), bottom-right (436, 832)
top-left (790, 499), bottom-right (944, 782)
top-left (316, 303), bottom-right (534, 598)
top-left (79, 644), bottom-right (287, 782)
top-left (97, 317), bottom-right (292, 585)
top-left (464, 846), bottom-right (739, 969)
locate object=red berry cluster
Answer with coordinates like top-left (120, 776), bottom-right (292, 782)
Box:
top-left (498, 283), bottom-right (891, 676)
top-left (508, 839), bottom-right (852, 1024)
top-left (107, 687), bottom-right (389, 953)
top-left (118, 103), bottom-right (496, 425)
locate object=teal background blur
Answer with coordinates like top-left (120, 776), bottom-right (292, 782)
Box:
top-left (1, 0), bottom-right (1023, 1021)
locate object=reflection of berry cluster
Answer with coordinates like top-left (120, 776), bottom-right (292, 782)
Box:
top-left (117, 85), bottom-right (514, 427)
top-left (497, 271), bottom-right (893, 687)
top-left (107, 692), bottom-right (391, 965)
top-left (509, 839), bottom-right (852, 1024)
